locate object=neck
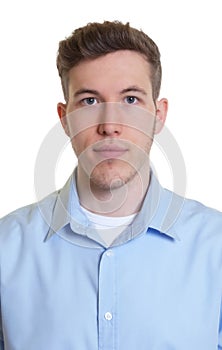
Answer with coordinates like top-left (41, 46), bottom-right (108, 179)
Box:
top-left (76, 163), bottom-right (150, 217)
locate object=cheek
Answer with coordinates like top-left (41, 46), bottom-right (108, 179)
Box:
top-left (127, 128), bottom-right (154, 149)
top-left (124, 111), bottom-right (156, 143)
top-left (70, 130), bottom-right (95, 156)
top-left (70, 135), bottom-right (85, 156)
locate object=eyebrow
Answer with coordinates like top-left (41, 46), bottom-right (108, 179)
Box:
top-left (120, 86), bottom-right (147, 96)
top-left (73, 86), bottom-right (147, 98)
top-left (74, 89), bottom-right (100, 97)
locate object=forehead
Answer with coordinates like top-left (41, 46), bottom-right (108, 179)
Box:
top-left (67, 50), bottom-right (152, 93)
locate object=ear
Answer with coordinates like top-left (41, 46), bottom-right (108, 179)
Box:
top-left (57, 102), bottom-right (70, 137)
top-left (154, 98), bottom-right (168, 134)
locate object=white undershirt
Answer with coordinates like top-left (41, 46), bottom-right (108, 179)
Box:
top-left (80, 206), bottom-right (137, 246)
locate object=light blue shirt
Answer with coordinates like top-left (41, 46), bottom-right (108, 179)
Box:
top-left (1, 171), bottom-right (222, 349)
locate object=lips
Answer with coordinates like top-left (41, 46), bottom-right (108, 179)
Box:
top-left (93, 143), bottom-right (128, 159)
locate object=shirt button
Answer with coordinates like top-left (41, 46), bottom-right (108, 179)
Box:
top-left (106, 250), bottom-right (113, 257)
top-left (104, 312), bottom-right (113, 321)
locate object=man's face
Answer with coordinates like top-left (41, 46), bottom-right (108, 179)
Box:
top-left (58, 50), bottom-right (167, 190)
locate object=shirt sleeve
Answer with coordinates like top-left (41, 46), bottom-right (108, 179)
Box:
top-left (0, 296), bottom-right (4, 349)
top-left (0, 317), bottom-right (4, 349)
top-left (219, 297), bottom-right (222, 349)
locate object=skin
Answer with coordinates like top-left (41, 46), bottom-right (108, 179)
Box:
top-left (57, 50), bottom-right (168, 216)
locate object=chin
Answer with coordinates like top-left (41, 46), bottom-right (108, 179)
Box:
top-left (90, 161), bottom-right (137, 190)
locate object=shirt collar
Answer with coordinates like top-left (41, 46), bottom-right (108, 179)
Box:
top-left (44, 169), bottom-right (183, 243)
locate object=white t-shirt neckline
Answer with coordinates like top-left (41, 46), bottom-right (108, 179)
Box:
top-left (80, 206), bottom-right (137, 246)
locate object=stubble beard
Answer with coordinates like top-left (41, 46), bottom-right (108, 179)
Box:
top-left (89, 159), bottom-right (143, 192)
top-left (77, 133), bottom-right (154, 194)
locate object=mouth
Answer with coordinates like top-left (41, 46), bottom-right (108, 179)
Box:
top-left (93, 144), bottom-right (128, 159)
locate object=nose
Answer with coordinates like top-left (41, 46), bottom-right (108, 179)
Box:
top-left (97, 122), bottom-right (122, 136)
top-left (97, 103), bottom-right (122, 136)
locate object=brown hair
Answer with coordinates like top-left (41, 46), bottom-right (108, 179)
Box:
top-left (57, 21), bottom-right (162, 102)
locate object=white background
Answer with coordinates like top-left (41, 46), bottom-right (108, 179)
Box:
top-left (0, 0), bottom-right (222, 217)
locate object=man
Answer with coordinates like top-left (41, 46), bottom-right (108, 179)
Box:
top-left (0, 21), bottom-right (222, 349)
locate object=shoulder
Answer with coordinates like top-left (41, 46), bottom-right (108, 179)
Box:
top-left (0, 190), bottom-right (59, 245)
top-left (183, 194), bottom-right (222, 224)
top-left (165, 189), bottom-right (222, 238)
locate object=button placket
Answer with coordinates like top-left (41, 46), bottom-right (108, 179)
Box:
top-left (98, 249), bottom-right (116, 349)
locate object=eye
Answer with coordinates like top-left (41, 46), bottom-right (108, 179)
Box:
top-left (124, 96), bottom-right (138, 104)
top-left (82, 97), bottom-right (98, 106)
